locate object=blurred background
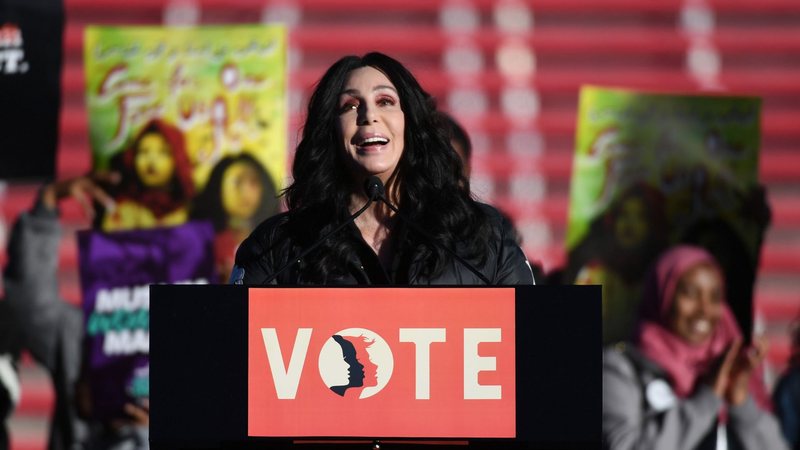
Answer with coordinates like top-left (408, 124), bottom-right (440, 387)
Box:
top-left (1, 0), bottom-right (799, 448)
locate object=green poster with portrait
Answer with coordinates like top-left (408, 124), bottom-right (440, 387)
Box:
top-left (84, 25), bottom-right (286, 278)
top-left (565, 86), bottom-right (763, 344)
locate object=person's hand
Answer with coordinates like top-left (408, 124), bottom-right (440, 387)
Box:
top-left (39, 172), bottom-right (119, 221)
top-left (108, 399), bottom-right (149, 430)
top-left (726, 337), bottom-right (767, 406)
top-left (709, 338), bottom-right (741, 398)
top-left (123, 399), bottom-right (149, 426)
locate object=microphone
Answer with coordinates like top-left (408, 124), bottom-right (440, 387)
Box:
top-left (364, 175), bottom-right (385, 201)
top-left (259, 177), bottom-right (381, 284)
top-left (369, 177), bottom-right (493, 285)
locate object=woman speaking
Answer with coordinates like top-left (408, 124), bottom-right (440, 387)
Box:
top-left (232, 52), bottom-right (533, 285)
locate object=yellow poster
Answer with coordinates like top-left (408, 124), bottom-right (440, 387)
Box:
top-left (85, 25), bottom-right (287, 277)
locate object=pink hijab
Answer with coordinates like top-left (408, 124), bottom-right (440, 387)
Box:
top-left (635, 245), bottom-right (742, 398)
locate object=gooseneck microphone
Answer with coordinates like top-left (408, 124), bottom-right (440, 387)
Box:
top-left (364, 175), bottom-right (385, 203)
top-left (366, 176), bottom-right (493, 285)
top-left (259, 178), bottom-right (383, 284)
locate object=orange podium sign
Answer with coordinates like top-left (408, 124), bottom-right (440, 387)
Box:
top-left (247, 288), bottom-right (516, 438)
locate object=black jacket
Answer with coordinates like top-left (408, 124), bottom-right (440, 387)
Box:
top-left (232, 203), bottom-right (534, 285)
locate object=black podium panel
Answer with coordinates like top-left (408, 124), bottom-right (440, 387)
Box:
top-left (150, 285), bottom-right (601, 449)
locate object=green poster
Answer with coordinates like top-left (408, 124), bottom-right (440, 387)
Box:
top-left (566, 86), bottom-right (762, 343)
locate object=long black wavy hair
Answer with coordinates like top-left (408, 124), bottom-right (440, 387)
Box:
top-left (284, 52), bottom-right (490, 281)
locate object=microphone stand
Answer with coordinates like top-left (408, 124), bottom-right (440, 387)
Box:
top-left (260, 197), bottom-right (374, 284)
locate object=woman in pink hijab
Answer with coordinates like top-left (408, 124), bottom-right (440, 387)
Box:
top-left (603, 245), bottom-right (788, 450)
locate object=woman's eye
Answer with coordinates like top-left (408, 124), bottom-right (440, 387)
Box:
top-left (685, 286), bottom-right (702, 299)
top-left (339, 101), bottom-right (358, 113)
top-left (377, 97), bottom-right (395, 106)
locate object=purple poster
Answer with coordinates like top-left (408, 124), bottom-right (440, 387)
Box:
top-left (77, 220), bottom-right (217, 419)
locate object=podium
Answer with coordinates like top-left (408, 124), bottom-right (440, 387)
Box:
top-left (150, 285), bottom-right (601, 449)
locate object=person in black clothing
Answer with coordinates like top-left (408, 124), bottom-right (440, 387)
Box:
top-left (438, 111), bottom-right (474, 178)
top-left (233, 52), bottom-right (533, 285)
top-left (774, 314), bottom-right (800, 449)
top-left (439, 111), bottom-right (523, 240)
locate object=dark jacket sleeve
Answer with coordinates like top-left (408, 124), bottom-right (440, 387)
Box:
top-left (484, 205), bottom-right (535, 285)
top-left (231, 213), bottom-right (289, 285)
top-left (232, 234), bottom-right (274, 285)
top-left (773, 368), bottom-right (800, 450)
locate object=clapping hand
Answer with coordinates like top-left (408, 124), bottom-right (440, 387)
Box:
top-left (708, 337), bottom-right (767, 406)
top-left (726, 337), bottom-right (768, 406)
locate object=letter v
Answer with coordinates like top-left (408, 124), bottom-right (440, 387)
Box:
top-left (261, 328), bottom-right (312, 399)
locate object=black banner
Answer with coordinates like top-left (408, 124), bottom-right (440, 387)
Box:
top-left (0, 0), bottom-right (63, 181)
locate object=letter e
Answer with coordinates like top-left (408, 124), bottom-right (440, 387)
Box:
top-left (464, 328), bottom-right (501, 400)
